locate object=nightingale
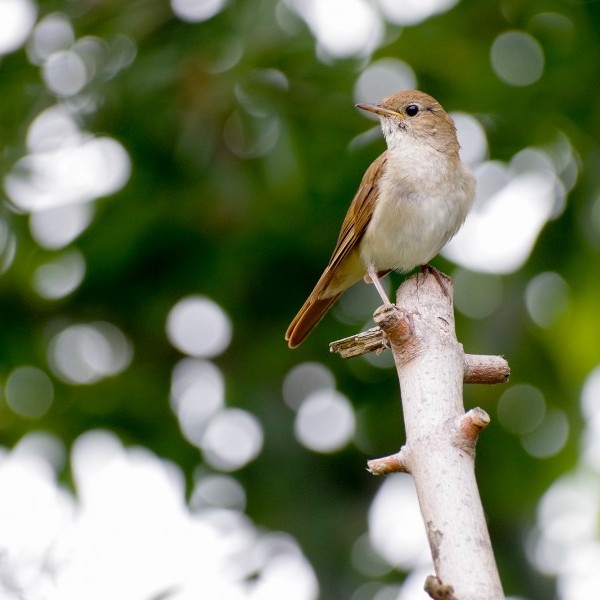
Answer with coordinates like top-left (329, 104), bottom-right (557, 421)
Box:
top-left (285, 90), bottom-right (476, 348)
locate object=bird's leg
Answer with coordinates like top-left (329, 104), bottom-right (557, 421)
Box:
top-left (421, 264), bottom-right (450, 297)
top-left (366, 265), bottom-right (393, 305)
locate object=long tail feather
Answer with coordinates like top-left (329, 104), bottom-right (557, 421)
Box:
top-left (285, 293), bottom-right (342, 348)
top-left (286, 250), bottom-right (365, 347)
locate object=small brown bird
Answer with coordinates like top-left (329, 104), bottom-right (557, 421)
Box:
top-left (285, 90), bottom-right (476, 348)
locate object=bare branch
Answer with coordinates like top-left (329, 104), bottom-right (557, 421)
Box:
top-left (330, 329), bottom-right (509, 385)
top-left (355, 272), bottom-right (506, 599)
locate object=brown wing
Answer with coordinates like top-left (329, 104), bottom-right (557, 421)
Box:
top-left (285, 151), bottom-right (387, 348)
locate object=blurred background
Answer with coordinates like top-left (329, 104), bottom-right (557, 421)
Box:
top-left (1, 0), bottom-right (600, 598)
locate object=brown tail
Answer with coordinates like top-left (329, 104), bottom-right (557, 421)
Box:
top-left (286, 248), bottom-right (366, 347)
top-left (285, 293), bottom-right (343, 348)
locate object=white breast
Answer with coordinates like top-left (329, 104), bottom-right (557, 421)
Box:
top-left (359, 146), bottom-right (475, 272)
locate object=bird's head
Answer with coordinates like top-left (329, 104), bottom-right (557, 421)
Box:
top-left (356, 90), bottom-right (459, 158)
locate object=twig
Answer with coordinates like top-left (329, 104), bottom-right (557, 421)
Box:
top-left (329, 326), bottom-right (386, 357)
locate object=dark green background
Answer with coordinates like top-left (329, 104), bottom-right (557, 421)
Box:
top-left (2, 0), bottom-right (600, 598)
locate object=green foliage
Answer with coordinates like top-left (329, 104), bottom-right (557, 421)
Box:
top-left (2, 0), bottom-right (600, 598)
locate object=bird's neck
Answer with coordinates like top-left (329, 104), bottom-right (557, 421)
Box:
top-left (385, 138), bottom-right (460, 176)
top-left (382, 123), bottom-right (460, 162)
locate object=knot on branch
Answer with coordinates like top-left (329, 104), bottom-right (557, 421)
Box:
top-left (373, 304), bottom-right (412, 344)
top-left (373, 304), bottom-right (421, 366)
top-left (453, 407), bottom-right (490, 454)
top-left (424, 575), bottom-right (457, 600)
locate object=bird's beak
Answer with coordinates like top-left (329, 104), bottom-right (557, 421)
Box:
top-left (356, 103), bottom-right (403, 119)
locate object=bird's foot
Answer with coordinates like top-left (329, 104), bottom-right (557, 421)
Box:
top-left (420, 264), bottom-right (451, 297)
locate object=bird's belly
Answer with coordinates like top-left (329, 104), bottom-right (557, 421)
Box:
top-left (359, 187), bottom-right (464, 272)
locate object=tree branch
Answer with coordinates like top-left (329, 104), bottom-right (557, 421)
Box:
top-left (330, 329), bottom-right (509, 385)
top-left (336, 272), bottom-right (506, 599)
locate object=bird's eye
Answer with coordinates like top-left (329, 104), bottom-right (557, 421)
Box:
top-left (406, 104), bottom-right (419, 117)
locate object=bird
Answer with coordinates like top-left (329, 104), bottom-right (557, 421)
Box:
top-left (285, 90), bottom-right (476, 348)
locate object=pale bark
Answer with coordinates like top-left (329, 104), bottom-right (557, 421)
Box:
top-left (334, 272), bottom-right (506, 599)
top-left (330, 328), bottom-right (509, 385)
